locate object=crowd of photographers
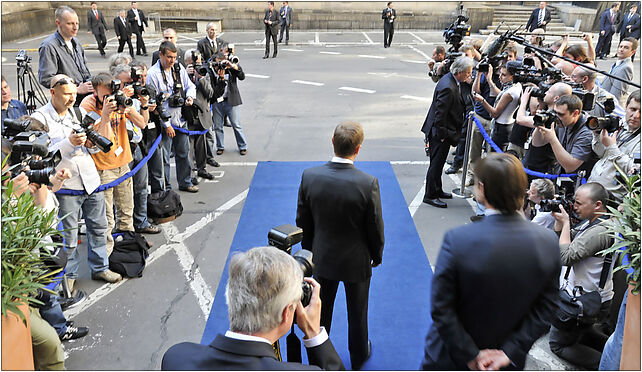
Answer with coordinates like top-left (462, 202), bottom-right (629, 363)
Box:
top-left (1, 5), bottom-right (248, 369)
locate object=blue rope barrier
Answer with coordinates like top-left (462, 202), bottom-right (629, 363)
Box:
top-left (171, 125), bottom-right (208, 136)
top-left (55, 133), bottom-right (163, 196)
top-left (469, 114), bottom-right (579, 180)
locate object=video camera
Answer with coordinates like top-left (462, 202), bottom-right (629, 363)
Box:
top-left (434, 6), bottom-right (471, 78)
top-left (15, 49), bottom-right (32, 66)
top-left (268, 224), bottom-right (314, 307)
top-left (9, 131), bottom-right (62, 185)
top-left (587, 115), bottom-right (621, 133)
top-left (3, 118), bottom-right (34, 140)
top-left (129, 67), bottom-right (149, 99)
top-left (73, 111), bottom-right (113, 153)
top-left (109, 79), bottom-right (133, 109)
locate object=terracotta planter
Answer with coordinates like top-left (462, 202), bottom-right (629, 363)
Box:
top-left (1, 303), bottom-right (34, 370)
top-left (620, 285), bottom-right (640, 370)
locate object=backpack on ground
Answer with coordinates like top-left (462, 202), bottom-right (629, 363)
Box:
top-left (109, 232), bottom-right (151, 278)
top-left (147, 190), bottom-right (183, 224)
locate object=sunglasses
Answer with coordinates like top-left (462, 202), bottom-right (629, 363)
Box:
top-left (51, 78), bottom-right (74, 88)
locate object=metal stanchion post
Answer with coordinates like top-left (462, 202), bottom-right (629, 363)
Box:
top-left (452, 112), bottom-right (475, 198)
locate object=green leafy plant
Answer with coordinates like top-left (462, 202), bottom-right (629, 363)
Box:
top-left (600, 164), bottom-right (640, 295)
top-left (1, 164), bottom-right (62, 322)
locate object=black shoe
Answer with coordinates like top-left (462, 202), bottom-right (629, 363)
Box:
top-left (278, 39), bottom-right (282, 43)
top-left (59, 290), bottom-right (87, 310)
top-left (438, 192), bottom-right (453, 199)
top-left (60, 326), bottom-right (89, 341)
top-left (240, 149), bottom-right (247, 156)
top-left (136, 52), bottom-right (142, 56)
top-left (445, 166), bottom-right (460, 174)
top-left (198, 171), bottom-right (215, 180)
top-left (470, 215), bottom-right (485, 222)
top-left (142, 53), bottom-right (148, 57)
top-left (285, 41), bottom-right (288, 45)
top-left (135, 225), bottom-right (161, 234)
top-left (66, 320), bottom-right (74, 327)
top-left (179, 185), bottom-right (199, 193)
top-left (272, 54), bottom-right (277, 58)
top-left (423, 198), bottom-right (447, 208)
top-left (353, 340), bottom-right (372, 370)
top-left (446, 159), bottom-right (453, 165)
top-left (207, 158), bottom-right (220, 167)
top-left (191, 177), bottom-right (199, 186)
top-left (263, 54), bottom-right (269, 59)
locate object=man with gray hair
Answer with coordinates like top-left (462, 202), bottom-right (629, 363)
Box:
top-left (39, 6), bottom-right (93, 104)
top-left (421, 56), bottom-right (474, 208)
top-left (197, 22), bottom-right (226, 63)
top-left (161, 246), bottom-right (344, 370)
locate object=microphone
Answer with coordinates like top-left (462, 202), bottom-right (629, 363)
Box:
top-left (485, 32), bottom-right (507, 58)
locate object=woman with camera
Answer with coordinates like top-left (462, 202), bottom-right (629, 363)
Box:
top-left (473, 62), bottom-right (522, 151)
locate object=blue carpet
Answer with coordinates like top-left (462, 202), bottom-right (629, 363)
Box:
top-left (201, 161), bottom-right (433, 370)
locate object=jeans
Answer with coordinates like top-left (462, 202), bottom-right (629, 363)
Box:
top-left (129, 145), bottom-right (151, 229)
top-left (148, 129), bottom-right (194, 192)
top-left (599, 291), bottom-right (627, 370)
top-left (98, 165), bottom-right (135, 253)
top-left (57, 192), bottom-right (109, 279)
top-left (213, 101), bottom-right (247, 151)
top-left (38, 293), bottom-right (67, 337)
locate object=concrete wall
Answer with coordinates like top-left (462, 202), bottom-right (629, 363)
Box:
top-left (554, 3), bottom-right (599, 32)
top-left (1, 2), bottom-right (54, 41)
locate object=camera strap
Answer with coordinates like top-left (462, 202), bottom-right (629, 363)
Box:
top-left (563, 216), bottom-right (612, 289)
top-left (618, 128), bottom-right (640, 147)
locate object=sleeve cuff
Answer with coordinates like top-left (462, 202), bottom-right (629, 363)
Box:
top-left (303, 327), bottom-right (328, 348)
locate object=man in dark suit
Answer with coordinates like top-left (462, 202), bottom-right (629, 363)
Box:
top-left (421, 56), bottom-right (474, 208)
top-left (114, 9), bottom-right (134, 58)
top-left (127, 1), bottom-right (148, 57)
top-left (421, 153), bottom-right (561, 370)
top-left (296, 121), bottom-right (385, 371)
top-left (601, 37), bottom-right (636, 105)
top-left (525, 2), bottom-right (551, 32)
top-left (161, 246), bottom-right (345, 370)
top-left (264, 1), bottom-right (281, 59)
top-left (382, 2), bottom-right (396, 48)
top-left (618, 4), bottom-right (640, 60)
top-left (152, 28), bottom-right (185, 68)
top-left (87, 2), bottom-right (108, 57)
top-left (197, 22), bottom-right (227, 63)
top-left (596, 2), bottom-right (622, 59)
top-left (278, 2), bottom-right (293, 45)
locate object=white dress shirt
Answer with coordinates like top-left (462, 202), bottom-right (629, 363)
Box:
top-left (331, 156), bottom-right (353, 164)
top-left (132, 8), bottom-right (142, 26)
top-left (225, 326), bottom-right (329, 348)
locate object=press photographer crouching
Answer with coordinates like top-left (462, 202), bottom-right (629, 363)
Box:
top-left (549, 182), bottom-right (615, 370)
top-left (161, 246), bottom-right (345, 370)
top-left (30, 74), bottom-right (119, 290)
top-left (588, 90), bottom-right (640, 202)
top-left (80, 72), bottom-right (147, 254)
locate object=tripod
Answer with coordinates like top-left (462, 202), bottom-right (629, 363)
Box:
top-left (16, 59), bottom-right (47, 114)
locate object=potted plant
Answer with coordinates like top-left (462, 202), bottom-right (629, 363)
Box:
top-left (1, 166), bottom-right (62, 370)
top-left (600, 166), bottom-right (640, 370)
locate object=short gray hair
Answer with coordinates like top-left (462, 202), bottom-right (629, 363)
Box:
top-left (184, 49), bottom-right (199, 65)
top-left (206, 22), bottom-right (217, 31)
top-left (225, 246), bottom-right (303, 334)
top-left (111, 64), bottom-right (131, 80)
top-left (55, 6), bottom-right (76, 20)
top-left (531, 178), bottom-right (555, 200)
top-left (450, 56), bottom-right (475, 75)
top-left (108, 53), bottom-right (133, 74)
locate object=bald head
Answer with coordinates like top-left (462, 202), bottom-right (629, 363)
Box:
top-left (50, 74), bottom-right (73, 89)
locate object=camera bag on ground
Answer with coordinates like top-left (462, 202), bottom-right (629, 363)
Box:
top-left (147, 190), bottom-right (183, 224)
top-left (553, 253), bottom-right (613, 331)
top-left (109, 232), bottom-right (151, 278)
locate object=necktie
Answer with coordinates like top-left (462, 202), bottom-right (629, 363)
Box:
top-left (609, 62), bottom-right (617, 74)
top-left (539, 9), bottom-right (544, 25)
top-left (95, 10), bottom-right (99, 20)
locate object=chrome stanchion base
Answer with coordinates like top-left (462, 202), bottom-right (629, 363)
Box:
top-left (452, 187), bottom-right (473, 198)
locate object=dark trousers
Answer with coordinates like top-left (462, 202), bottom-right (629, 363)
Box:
top-left (317, 276), bottom-right (371, 370)
top-left (490, 123), bottom-right (513, 152)
top-left (384, 24), bottom-right (394, 47)
top-left (188, 122), bottom-right (208, 173)
top-left (596, 31), bottom-right (614, 57)
top-left (132, 26), bottom-right (146, 54)
top-left (265, 29), bottom-right (278, 56)
top-left (279, 23), bottom-right (290, 42)
top-left (93, 30), bottom-right (107, 55)
top-left (424, 135), bottom-right (450, 199)
top-left (117, 36), bottom-right (134, 57)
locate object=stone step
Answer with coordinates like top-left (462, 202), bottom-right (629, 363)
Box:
top-left (490, 21), bottom-right (568, 27)
top-left (479, 26), bottom-right (575, 35)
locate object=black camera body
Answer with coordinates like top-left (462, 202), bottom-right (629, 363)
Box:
top-left (109, 79), bottom-right (133, 108)
top-left (477, 52), bottom-right (507, 74)
top-left (533, 109), bottom-right (557, 129)
top-left (587, 115), bottom-right (621, 133)
top-left (268, 224), bottom-right (314, 307)
top-left (443, 15), bottom-right (471, 47)
top-left (153, 94), bottom-right (172, 122)
top-left (74, 111), bottom-right (113, 153)
top-left (9, 131), bottom-right (61, 185)
top-left (571, 88), bottom-right (596, 112)
top-left (129, 67), bottom-right (149, 99)
top-left (539, 194), bottom-right (573, 213)
top-left (15, 49), bottom-right (32, 66)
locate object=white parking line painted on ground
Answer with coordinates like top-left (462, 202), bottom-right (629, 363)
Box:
top-left (292, 80), bottom-right (324, 86)
top-left (362, 32), bottom-right (374, 44)
top-left (401, 59), bottom-right (426, 64)
top-left (339, 86), bottom-right (376, 94)
top-left (179, 35), bottom-right (200, 42)
top-left (1, 57), bottom-right (6, 63)
top-left (359, 54), bottom-right (385, 59)
top-left (401, 95), bottom-right (432, 103)
top-left (390, 161), bottom-right (430, 165)
top-left (320, 51), bottom-right (341, 55)
top-left (16, 34), bottom-right (49, 44)
top-left (408, 180), bottom-right (427, 217)
top-left (408, 32), bottom-right (427, 44)
top-left (282, 48), bottom-right (304, 52)
top-left (315, 32), bottom-right (320, 43)
top-left (408, 44), bottom-right (431, 60)
top-left (218, 162), bottom-right (259, 166)
top-left (245, 73), bottom-right (271, 79)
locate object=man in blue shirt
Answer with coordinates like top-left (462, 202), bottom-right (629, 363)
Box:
top-left (1, 75), bottom-right (28, 133)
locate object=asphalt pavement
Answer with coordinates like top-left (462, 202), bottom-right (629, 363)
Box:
top-left (2, 29), bottom-right (639, 370)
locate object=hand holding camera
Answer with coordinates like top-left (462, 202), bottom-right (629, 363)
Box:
top-left (600, 128), bottom-right (618, 147)
top-left (295, 277), bottom-right (322, 339)
top-left (102, 95), bottom-right (118, 118)
top-left (69, 131), bottom-right (87, 146)
top-left (536, 120), bottom-right (557, 143)
top-left (10, 172), bottom-right (31, 197)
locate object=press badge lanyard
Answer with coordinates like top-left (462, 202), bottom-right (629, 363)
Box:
top-left (618, 128), bottom-right (641, 147)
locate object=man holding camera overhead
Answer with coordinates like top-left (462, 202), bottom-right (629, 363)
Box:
top-left (146, 41), bottom-right (198, 193)
top-left (32, 74), bottom-right (120, 289)
top-left (80, 72), bottom-right (147, 253)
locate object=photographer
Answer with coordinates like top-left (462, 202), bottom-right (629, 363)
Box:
top-left (570, 66), bottom-right (621, 118)
top-left (2, 75), bottom-right (28, 133)
top-left (146, 40), bottom-right (198, 193)
top-left (31, 74), bottom-right (119, 288)
top-left (80, 72), bottom-right (147, 252)
top-left (183, 49), bottom-right (222, 181)
top-left (427, 46), bottom-right (446, 83)
top-left (588, 90), bottom-right (640, 201)
top-left (161, 246), bottom-right (345, 370)
top-left (532, 94), bottom-right (596, 175)
top-left (525, 178), bottom-right (556, 229)
top-left (549, 182), bottom-right (615, 370)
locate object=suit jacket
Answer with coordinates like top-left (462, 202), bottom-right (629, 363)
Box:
top-left (296, 162), bottom-right (385, 282)
top-left (161, 334), bottom-right (345, 370)
top-left (280, 5), bottom-right (293, 26)
top-left (264, 8), bottom-right (281, 35)
top-left (381, 8), bottom-right (397, 28)
top-left (421, 214), bottom-right (561, 370)
top-left (126, 8), bottom-right (148, 32)
top-left (219, 65), bottom-right (245, 106)
top-left (600, 9), bottom-right (620, 34)
top-left (87, 9), bottom-right (108, 34)
top-left (114, 16), bottom-right (132, 40)
top-left (525, 7), bottom-right (551, 31)
top-left (152, 48), bottom-right (185, 68)
top-left (601, 59), bottom-right (634, 106)
top-left (618, 12), bottom-right (641, 39)
top-left (421, 72), bottom-right (465, 146)
top-left (197, 37), bottom-right (227, 63)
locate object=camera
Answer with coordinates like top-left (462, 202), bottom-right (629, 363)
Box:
top-left (3, 118), bottom-right (33, 139)
top-left (539, 194), bottom-right (573, 213)
top-left (9, 131), bottom-right (61, 185)
top-left (129, 67), bottom-right (149, 99)
top-left (477, 52), bottom-right (507, 74)
top-left (443, 15), bottom-right (471, 47)
top-left (530, 82), bottom-right (551, 99)
top-left (268, 224), bottom-right (314, 307)
top-left (153, 94), bottom-right (172, 122)
top-left (533, 109), bottom-right (557, 129)
top-left (587, 115), bottom-right (621, 133)
top-left (74, 111), bottom-right (113, 153)
top-left (109, 79), bottom-right (133, 108)
top-left (571, 88), bottom-right (596, 112)
top-left (226, 43), bottom-right (240, 64)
